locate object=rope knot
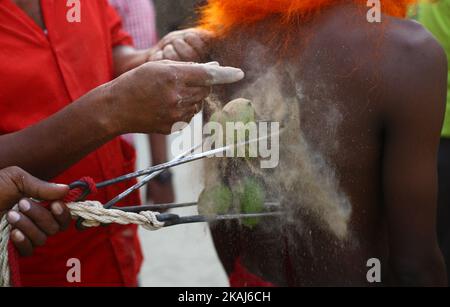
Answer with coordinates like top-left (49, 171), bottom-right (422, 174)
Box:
top-left (67, 201), bottom-right (165, 231)
top-left (1, 192), bottom-right (165, 287)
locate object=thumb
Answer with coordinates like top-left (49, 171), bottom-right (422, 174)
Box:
top-left (10, 167), bottom-right (69, 201)
top-left (182, 63), bottom-right (245, 87)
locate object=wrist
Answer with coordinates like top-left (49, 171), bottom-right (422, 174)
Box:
top-left (146, 47), bottom-right (160, 62)
top-left (90, 82), bottom-right (123, 138)
top-left (113, 45), bottom-right (149, 76)
top-left (136, 49), bottom-right (151, 66)
top-left (120, 49), bottom-right (149, 75)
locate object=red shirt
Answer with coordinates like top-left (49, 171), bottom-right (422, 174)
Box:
top-left (0, 0), bottom-right (143, 286)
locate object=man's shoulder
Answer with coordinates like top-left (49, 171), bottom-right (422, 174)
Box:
top-left (383, 18), bottom-right (446, 64)
top-left (311, 11), bottom-right (447, 118)
top-left (380, 18), bottom-right (447, 102)
top-left (366, 18), bottom-right (447, 120)
top-left (330, 15), bottom-right (445, 68)
top-left (325, 15), bottom-right (446, 97)
top-left (318, 6), bottom-right (446, 69)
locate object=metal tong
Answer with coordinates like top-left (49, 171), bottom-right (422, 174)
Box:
top-left (121, 201), bottom-right (282, 226)
top-left (69, 132), bottom-right (283, 228)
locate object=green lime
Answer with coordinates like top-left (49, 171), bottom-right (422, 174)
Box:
top-left (222, 99), bottom-right (256, 158)
top-left (222, 98), bottom-right (256, 124)
top-left (198, 184), bottom-right (233, 216)
top-left (209, 111), bottom-right (226, 126)
top-left (238, 178), bottom-right (265, 228)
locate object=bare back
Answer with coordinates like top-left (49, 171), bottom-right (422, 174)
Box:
top-left (207, 3), bottom-right (448, 286)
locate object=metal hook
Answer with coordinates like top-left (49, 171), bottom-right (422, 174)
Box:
top-left (68, 181), bottom-right (91, 202)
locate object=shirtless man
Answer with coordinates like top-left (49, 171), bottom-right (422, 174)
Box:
top-left (196, 1), bottom-right (449, 286)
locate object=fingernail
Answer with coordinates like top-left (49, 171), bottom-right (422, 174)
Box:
top-left (231, 68), bottom-right (245, 78)
top-left (51, 202), bottom-right (63, 215)
top-left (18, 199), bottom-right (31, 212)
top-left (55, 183), bottom-right (68, 188)
top-left (12, 230), bottom-right (25, 242)
top-left (208, 66), bottom-right (245, 85)
top-left (7, 211), bottom-right (20, 224)
top-left (206, 61), bottom-right (220, 66)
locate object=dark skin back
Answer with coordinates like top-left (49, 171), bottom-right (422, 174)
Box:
top-left (208, 3), bottom-right (448, 286)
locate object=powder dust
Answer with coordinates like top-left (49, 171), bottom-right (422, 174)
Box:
top-left (202, 61), bottom-right (352, 241)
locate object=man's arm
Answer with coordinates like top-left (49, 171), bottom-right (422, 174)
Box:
top-left (112, 45), bottom-right (148, 77)
top-left (0, 62), bottom-right (244, 180)
top-left (0, 85), bottom-right (116, 180)
top-left (146, 134), bottom-right (175, 204)
top-left (111, 29), bottom-right (217, 204)
top-left (382, 23), bottom-right (448, 286)
top-left (112, 28), bottom-right (213, 77)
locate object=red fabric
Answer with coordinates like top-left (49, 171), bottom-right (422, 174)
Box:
top-left (7, 241), bottom-right (21, 287)
top-left (0, 0), bottom-right (142, 286)
top-left (229, 258), bottom-right (275, 287)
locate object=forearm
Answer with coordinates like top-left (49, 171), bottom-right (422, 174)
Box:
top-left (0, 61), bottom-right (244, 181)
top-left (149, 134), bottom-right (169, 165)
top-left (113, 45), bottom-right (149, 76)
top-left (0, 84), bottom-right (119, 180)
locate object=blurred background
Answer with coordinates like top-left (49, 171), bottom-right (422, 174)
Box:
top-left (153, 0), bottom-right (204, 36)
top-left (134, 115), bottom-right (228, 287)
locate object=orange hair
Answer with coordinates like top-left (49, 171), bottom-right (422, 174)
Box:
top-left (199, 0), bottom-right (417, 35)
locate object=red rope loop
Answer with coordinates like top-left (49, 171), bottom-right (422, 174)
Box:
top-left (64, 177), bottom-right (97, 203)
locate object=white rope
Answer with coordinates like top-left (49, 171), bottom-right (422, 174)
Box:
top-left (0, 214), bottom-right (11, 287)
top-left (0, 205), bottom-right (18, 288)
top-left (0, 202), bottom-right (164, 287)
top-left (67, 201), bottom-right (165, 231)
